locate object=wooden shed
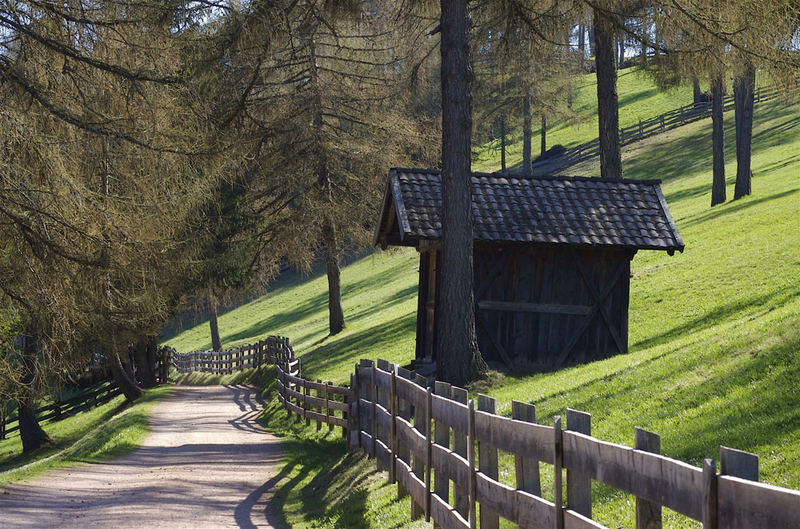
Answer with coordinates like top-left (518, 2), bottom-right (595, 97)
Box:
top-left (374, 168), bottom-right (684, 370)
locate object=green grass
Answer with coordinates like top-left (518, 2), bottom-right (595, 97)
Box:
top-left (0, 385), bottom-right (171, 486)
top-left (163, 249), bottom-right (421, 385)
top-left (164, 96), bottom-right (800, 527)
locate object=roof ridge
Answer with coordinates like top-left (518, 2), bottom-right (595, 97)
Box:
top-left (391, 167), bottom-right (662, 186)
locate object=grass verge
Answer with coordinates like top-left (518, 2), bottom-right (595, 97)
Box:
top-left (0, 385), bottom-right (172, 486)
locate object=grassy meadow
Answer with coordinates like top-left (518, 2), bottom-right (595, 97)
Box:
top-left (163, 94), bottom-right (800, 527)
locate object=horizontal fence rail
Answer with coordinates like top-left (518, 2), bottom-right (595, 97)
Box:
top-left (171, 336), bottom-right (294, 375)
top-left (1, 380), bottom-right (122, 440)
top-left (530, 84), bottom-right (796, 176)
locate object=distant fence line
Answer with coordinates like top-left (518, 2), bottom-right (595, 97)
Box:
top-left (174, 339), bottom-right (800, 528)
top-left (170, 336), bottom-right (293, 374)
top-left (531, 84), bottom-right (794, 175)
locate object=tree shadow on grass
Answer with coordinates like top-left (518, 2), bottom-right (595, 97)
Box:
top-left (629, 286), bottom-right (799, 353)
top-left (219, 259), bottom-right (417, 349)
top-left (623, 101), bottom-right (800, 186)
top-left (299, 314), bottom-right (417, 382)
top-left (257, 433), bottom-right (377, 529)
top-left (680, 188), bottom-right (798, 229)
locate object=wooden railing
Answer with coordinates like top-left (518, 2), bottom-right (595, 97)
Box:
top-left (276, 362), bottom-right (350, 437)
top-left (171, 336), bottom-right (293, 374)
top-left (274, 357), bottom-right (800, 529)
top-left (1, 381), bottom-right (122, 440)
top-left (530, 84), bottom-right (794, 175)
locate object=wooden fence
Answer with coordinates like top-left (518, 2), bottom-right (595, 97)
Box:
top-left (171, 336), bottom-right (293, 374)
top-left (0, 381), bottom-right (122, 440)
top-left (1, 350), bottom-right (170, 441)
top-left (276, 360), bottom-right (351, 437)
top-left (530, 84), bottom-right (793, 175)
top-left (276, 357), bottom-right (800, 529)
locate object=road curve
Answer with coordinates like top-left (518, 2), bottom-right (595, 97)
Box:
top-left (0, 385), bottom-right (283, 528)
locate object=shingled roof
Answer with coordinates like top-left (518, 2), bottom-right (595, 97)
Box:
top-left (375, 168), bottom-right (684, 253)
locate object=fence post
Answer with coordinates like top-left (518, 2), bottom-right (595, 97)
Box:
top-left (370, 364), bottom-right (377, 459)
top-left (661, 114), bottom-right (665, 131)
top-left (425, 386), bottom-right (433, 522)
top-left (554, 416), bottom-right (564, 529)
top-left (396, 366), bottom-right (412, 500)
top-left (324, 381), bottom-right (331, 431)
top-left (389, 369), bottom-right (397, 485)
top-left (635, 427), bottom-right (662, 529)
top-left (566, 409), bottom-right (592, 518)
top-left (639, 118), bottom-right (643, 138)
top-left (452, 387), bottom-right (470, 518)
top-left (512, 401), bottom-right (541, 496)
top-left (411, 374), bottom-right (427, 519)
top-left (719, 446), bottom-right (758, 481)
top-left (304, 379), bottom-right (310, 426)
top-left (351, 365), bottom-right (360, 450)
top-left (0, 407), bottom-right (5, 440)
top-left (477, 394), bottom-right (499, 529)
top-left (284, 369), bottom-right (291, 420)
top-left (346, 375), bottom-right (353, 444)
top-left (433, 381), bottom-right (452, 529)
top-left (315, 379), bottom-right (322, 431)
top-left (468, 399), bottom-right (477, 529)
top-left (376, 359), bottom-right (390, 471)
top-left (703, 459), bottom-right (718, 529)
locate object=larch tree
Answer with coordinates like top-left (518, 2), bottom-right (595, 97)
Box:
top-left (216, 0), bottom-right (429, 337)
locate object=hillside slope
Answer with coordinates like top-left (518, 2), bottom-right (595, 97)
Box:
top-left (472, 67), bottom-right (699, 172)
top-left (164, 98), bottom-right (800, 526)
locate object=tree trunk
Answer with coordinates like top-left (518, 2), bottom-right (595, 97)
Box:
top-left (618, 38), bottom-right (625, 68)
top-left (134, 337), bottom-right (157, 388)
top-left (540, 114), bottom-right (547, 158)
top-left (17, 401), bottom-right (51, 453)
top-left (208, 290), bottom-right (222, 352)
top-left (522, 92), bottom-right (532, 173)
top-left (734, 67), bottom-right (755, 199)
top-left (437, 0), bottom-right (486, 386)
top-left (18, 331), bottom-right (51, 453)
top-left (499, 115), bottom-right (506, 172)
top-left (588, 26), bottom-right (595, 57)
top-left (578, 24), bottom-right (585, 69)
top-left (711, 75), bottom-right (726, 206)
top-left (110, 350), bottom-right (143, 402)
top-left (594, 8), bottom-right (623, 179)
top-left (693, 78), bottom-right (703, 106)
top-left (322, 218), bottom-right (345, 335)
top-left (567, 77), bottom-right (573, 109)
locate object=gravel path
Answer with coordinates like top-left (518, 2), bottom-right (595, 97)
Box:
top-left (0, 385), bottom-right (284, 528)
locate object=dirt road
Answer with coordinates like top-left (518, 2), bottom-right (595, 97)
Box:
top-left (0, 385), bottom-right (283, 528)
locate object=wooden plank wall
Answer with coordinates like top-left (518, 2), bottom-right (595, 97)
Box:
top-left (473, 245), bottom-right (632, 369)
